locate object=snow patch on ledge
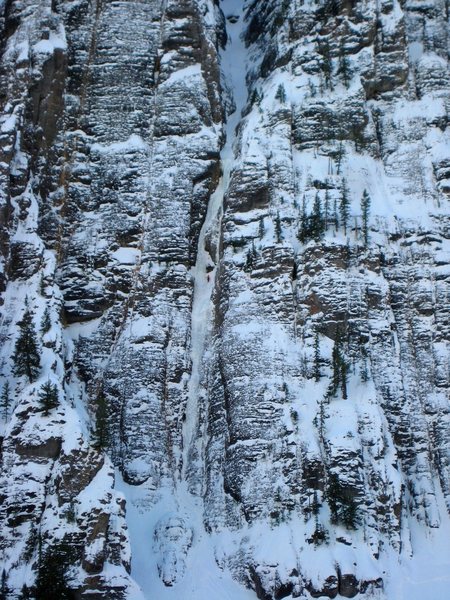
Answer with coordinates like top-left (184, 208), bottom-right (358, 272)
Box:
top-left (91, 134), bottom-right (148, 155)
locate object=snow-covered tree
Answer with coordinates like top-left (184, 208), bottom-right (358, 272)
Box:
top-left (275, 83), bottom-right (286, 103)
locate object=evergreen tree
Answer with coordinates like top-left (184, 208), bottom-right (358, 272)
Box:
top-left (324, 187), bottom-right (331, 230)
top-left (245, 243), bottom-right (258, 272)
top-left (339, 179), bottom-right (350, 235)
top-left (341, 356), bottom-right (348, 400)
top-left (308, 491), bottom-right (328, 545)
top-left (1, 382), bottom-right (10, 420)
top-left (35, 539), bottom-right (75, 600)
top-left (331, 333), bottom-right (342, 395)
top-left (338, 42), bottom-right (351, 88)
top-left (0, 570), bottom-right (10, 600)
top-left (275, 211), bottom-right (283, 243)
top-left (39, 274), bottom-right (46, 296)
top-left (336, 142), bottom-right (344, 175)
top-left (361, 189), bottom-right (371, 246)
top-left (259, 217), bottom-right (265, 239)
top-left (245, 248), bottom-right (253, 271)
top-left (311, 193), bottom-right (324, 242)
top-left (250, 88), bottom-right (263, 106)
top-left (38, 380), bottom-right (59, 416)
top-left (345, 238), bottom-right (351, 269)
top-left (311, 490), bottom-right (321, 516)
top-left (65, 501), bottom-right (76, 524)
top-left (18, 584), bottom-right (32, 599)
top-left (333, 197), bottom-right (339, 231)
top-left (40, 307), bottom-right (51, 334)
top-left (310, 522), bottom-right (329, 546)
top-left (326, 474), bottom-right (358, 529)
top-left (12, 302), bottom-right (41, 382)
top-left (275, 83), bottom-right (287, 103)
top-left (341, 499), bottom-right (358, 529)
top-left (330, 329), bottom-right (349, 399)
top-left (251, 241), bottom-right (258, 264)
top-left (326, 474), bottom-right (340, 523)
top-left (320, 39), bottom-right (333, 90)
top-left (360, 347), bottom-right (369, 382)
top-left (298, 196), bottom-right (309, 243)
top-left (93, 388), bottom-right (109, 449)
top-left (292, 261), bottom-right (298, 281)
top-left (308, 79), bottom-right (317, 98)
top-left (313, 332), bottom-right (321, 382)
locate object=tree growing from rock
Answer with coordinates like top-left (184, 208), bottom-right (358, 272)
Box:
top-left (12, 302), bottom-right (41, 382)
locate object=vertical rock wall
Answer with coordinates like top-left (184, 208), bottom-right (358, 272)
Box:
top-left (0, 0), bottom-right (449, 598)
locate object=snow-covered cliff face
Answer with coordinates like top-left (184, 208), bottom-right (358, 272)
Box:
top-left (0, 0), bottom-right (449, 597)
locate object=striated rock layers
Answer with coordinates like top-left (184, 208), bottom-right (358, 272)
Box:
top-left (0, 0), bottom-right (449, 598)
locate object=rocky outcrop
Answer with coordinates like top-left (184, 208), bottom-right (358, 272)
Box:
top-left (0, 0), bottom-right (449, 598)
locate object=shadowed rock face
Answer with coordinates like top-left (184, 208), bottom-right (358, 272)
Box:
top-left (0, 0), bottom-right (449, 597)
top-left (0, 0), bottom-right (224, 596)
